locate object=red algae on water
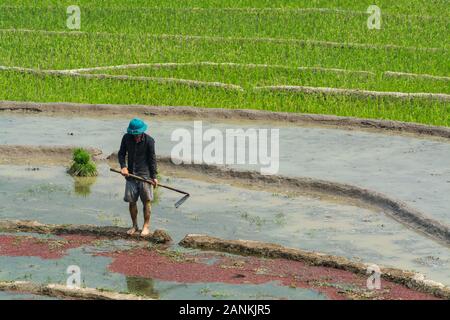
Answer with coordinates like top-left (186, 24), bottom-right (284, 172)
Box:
top-left (0, 234), bottom-right (98, 259)
top-left (98, 247), bottom-right (440, 300)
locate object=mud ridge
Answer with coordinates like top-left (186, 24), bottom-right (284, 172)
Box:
top-left (0, 280), bottom-right (151, 300)
top-left (0, 145), bottom-right (103, 165)
top-left (0, 219), bottom-right (172, 244)
top-left (147, 156), bottom-right (449, 247)
top-left (1, 101), bottom-right (450, 139)
top-left (179, 234), bottom-right (450, 299)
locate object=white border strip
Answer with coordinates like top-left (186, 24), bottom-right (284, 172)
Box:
top-left (0, 5), bottom-right (444, 20)
top-left (0, 28), bottom-right (445, 52)
top-left (1, 65), bottom-right (448, 100)
top-left (0, 65), bottom-right (244, 91)
top-left (254, 85), bottom-right (450, 101)
top-left (61, 61), bottom-right (376, 76)
top-left (384, 71), bottom-right (450, 81)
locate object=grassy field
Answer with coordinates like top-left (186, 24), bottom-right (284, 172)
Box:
top-left (0, 0), bottom-right (449, 126)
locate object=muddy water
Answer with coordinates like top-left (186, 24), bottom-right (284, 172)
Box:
top-left (0, 291), bottom-right (59, 300)
top-left (1, 114), bottom-right (449, 227)
top-left (0, 164), bottom-right (449, 286)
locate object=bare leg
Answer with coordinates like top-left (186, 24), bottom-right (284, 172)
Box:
top-left (127, 202), bottom-right (139, 235)
top-left (141, 200), bottom-right (151, 236)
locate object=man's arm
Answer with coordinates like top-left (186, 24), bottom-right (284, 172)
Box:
top-left (118, 135), bottom-right (128, 170)
top-left (148, 138), bottom-right (158, 180)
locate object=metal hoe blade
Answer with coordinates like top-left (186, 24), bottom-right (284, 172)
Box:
top-left (174, 194), bottom-right (190, 208)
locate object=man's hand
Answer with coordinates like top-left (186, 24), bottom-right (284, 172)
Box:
top-left (152, 178), bottom-right (158, 187)
top-left (121, 167), bottom-right (129, 177)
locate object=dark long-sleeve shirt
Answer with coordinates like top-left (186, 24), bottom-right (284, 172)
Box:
top-left (118, 133), bottom-right (157, 179)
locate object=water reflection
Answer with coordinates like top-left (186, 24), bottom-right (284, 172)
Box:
top-left (126, 276), bottom-right (160, 299)
top-left (73, 176), bottom-right (97, 197)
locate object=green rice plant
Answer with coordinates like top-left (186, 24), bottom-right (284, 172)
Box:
top-left (273, 212), bottom-right (287, 226)
top-left (1, 71), bottom-right (448, 126)
top-left (0, 0), bottom-right (448, 127)
top-left (93, 64), bottom-right (450, 94)
top-left (0, 30), bottom-right (447, 75)
top-left (68, 148), bottom-right (98, 177)
top-left (0, 2), bottom-right (448, 48)
top-left (2, 0), bottom-right (449, 17)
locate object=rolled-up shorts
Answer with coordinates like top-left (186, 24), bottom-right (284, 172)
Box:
top-left (124, 178), bottom-right (153, 203)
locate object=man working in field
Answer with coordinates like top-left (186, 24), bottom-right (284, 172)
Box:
top-left (118, 118), bottom-right (158, 236)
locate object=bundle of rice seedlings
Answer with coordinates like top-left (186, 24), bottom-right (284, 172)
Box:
top-left (68, 148), bottom-right (98, 177)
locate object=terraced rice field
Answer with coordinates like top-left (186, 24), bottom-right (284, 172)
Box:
top-left (0, 0), bottom-right (449, 125)
top-left (0, 0), bottom-right (449, 301)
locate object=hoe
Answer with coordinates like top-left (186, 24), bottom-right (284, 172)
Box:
top-left (110, 168), bottom-right (190, 208)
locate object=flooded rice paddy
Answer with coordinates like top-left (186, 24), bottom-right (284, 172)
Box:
top-left (1, 114), bottom-right (449, 225)
top-left (0, 113), bottom-right (449, 298)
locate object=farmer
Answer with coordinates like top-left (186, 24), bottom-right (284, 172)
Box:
top-left (118, 118), bottom-right (158, 236)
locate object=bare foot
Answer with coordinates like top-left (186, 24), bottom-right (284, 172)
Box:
top-left (140, 226), bottom-right (151, 237)
top-left (127, 226), bottom-right (138, 235)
